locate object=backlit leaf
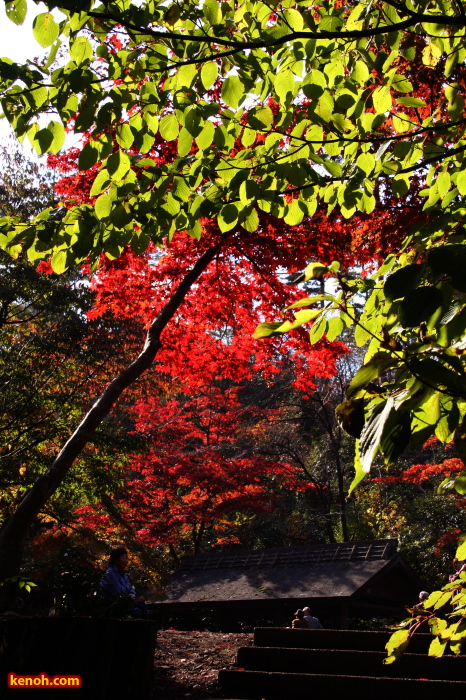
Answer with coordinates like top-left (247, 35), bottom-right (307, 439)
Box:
top-left (159, 114), bottom-right (179, 141)
top-left (201, 62), bottom-right (218, 91)
top-left (222, 76), bottom-right (245, 109)
top-left (33, 12), bottom-right (59, 47)
top-left (5, 0), bottom-right (27, 25)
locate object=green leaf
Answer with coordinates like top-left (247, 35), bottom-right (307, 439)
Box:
top-left (453, 472), bottom-right (466, 496)
top-left (32, 128), bottom-right (53, 156)
top-left (274, 309), bottom-right (321, 333)
top-left (51, 249), bottom-right (68, 274)
top-left (352, 60), bottom-right (370, 84)
top-left (326, 316), bottom-right (344, 341)
top-left (303, 70), bottom-right (326, 99)
top-left (457, 171), bottom-right (466, 196)
top-left (248, 106), bottom-right (274, 130)
top-left (241, 127), bottom-right (256, 147)
top-left (5, 0), bottom-right (27, 25)
top-left (201, 62), bottom-right (219, 91)
top-left (33, 12), bottom-right (59, 48)
top-left (349, 440), bottom-right (367, 494)
top-left (178, 128), bottom-right (193, 157)
top-left (456, 538), bottom-right (466, 561)
top-left (385, 629), bottom-right (410, 656)
top-left (217, 202), bottom-right (239, 232)
top-left (78, 142), bottom-right (100, 171)
top-left (380, 409), bottom-right (411, 464)
top-left (309, 315), bottom-right (327, 343)
top-left (164, 4), bottom-right (180, 25)
top-left (107, 151), bottom-right (131, 181)
top-left (47, 121), bottom-right (66, 154)
top-left (397, 97), bottom-right (426, 107)
top-left (409, 357), bottom-right (463, 394)
top-left (196, 121), bottom-right (215, 151)
top-left (284, 199), bottom-right (305, 226)
top-left (354, 319), bottom-right (372, 347)
top-left (95, 194), bottom-right (112, 220)
top-left (336, 399), bottom-right (365, 438)
top-left (372, 86), bottom-right (392, 113)
top-left (70, 36), bottom-right (93, 64)
top-left (304, 262), bottom-right (328, 280)
top-left (384, 264), bottom-right (425, 301)
top-left (159, 114), bottom-right (179, 141)
top-left (222, 76), bottom-right (245, 109)
top-left (116, 123), bottom-right (134, 149)
top-left (90, 169), bottom-right (111, 197)
top-left (283, 8), bottom-right (304, 31)
top-left (357, 152), bottom-right (375, 174)
top-left (285, 295), bottom-right (334, 310)
top-left (253, 322), bottom-right (283, 339)
top-left (241, 207), bottom-right (259, 232)
top-left (428, 245), bottom-right (466, 291)
top-left (110, 203), bottom-right (132, 228)
top-left (239, 180), bottom-right (260, 205)
top-left (391, 75), bottom-right (413, 93)
top-left (347, 352), bottom-right (396, 398)
top-left (437, 171), bottom-right (451, 199)
top-left (359, 397), bottom-right (399, 472)
top-left (399, 287), bottom-right (444, 327)
top-left (203, 0), bottom-right (221, 24)
top-left (275, 70), bottom-right (294, 100)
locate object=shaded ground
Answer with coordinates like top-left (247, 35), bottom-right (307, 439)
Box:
top-left (151, 630), bottom-right (253, 699)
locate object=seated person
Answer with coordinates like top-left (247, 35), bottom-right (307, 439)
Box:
top-left (302, 606), bottom-right (323, 629)
top-left (413, 590), bottom-right (430, 609)
top-left (292, 609), bottom-right (309, 629)
top-left (100, 547), bottom-right (148, 619)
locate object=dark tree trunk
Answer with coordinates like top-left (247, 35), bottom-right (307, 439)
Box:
top-left (0, 243), bottom-right (221, 603)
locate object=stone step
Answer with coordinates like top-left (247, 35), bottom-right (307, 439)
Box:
top-left (236, 646), bottom-right (464, 680)
top-left (253, 627), bottom-right (432, 653)
top-left (218, 669), bottom-right (466, 700)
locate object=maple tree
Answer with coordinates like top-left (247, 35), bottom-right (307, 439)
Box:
top-left (74, 388), bottom-right (307, 561)
top-left (32, 126), bottom-right (404, 563)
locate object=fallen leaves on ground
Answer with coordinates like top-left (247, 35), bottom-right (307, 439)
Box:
top-left (151, 630), bottom-right (253, 699)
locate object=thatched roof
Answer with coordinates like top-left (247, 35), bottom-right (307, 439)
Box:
top-left (161, 539), bottom-right (420, 605)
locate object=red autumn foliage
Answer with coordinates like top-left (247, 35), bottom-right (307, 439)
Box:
top-left (373, 458), bottom-right (464, 486)
top-left (434, 529), bottom-right (463, 556)
top-left (75, 387), bottom-right (314, 554)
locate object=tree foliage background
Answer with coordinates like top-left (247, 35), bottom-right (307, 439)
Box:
top-left (0, 0), bottom-right (465, 636)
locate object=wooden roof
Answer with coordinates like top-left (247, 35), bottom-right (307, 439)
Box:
top-left (161, 539), bottom-right (420, 605)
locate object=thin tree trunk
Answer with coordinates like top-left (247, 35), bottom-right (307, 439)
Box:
top-left (333, 439), bottom-right (349, 542)
top-left (311, 391), bottom-right (349, 542)
top-left (0, 243), bottom-right (221, 597)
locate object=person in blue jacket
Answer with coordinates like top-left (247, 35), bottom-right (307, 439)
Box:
top-left (100, 547), bottom-right (148, 619)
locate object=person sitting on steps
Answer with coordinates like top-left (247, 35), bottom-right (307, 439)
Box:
top-left (291, 609), bottom-right (309, 629)
top-left (100, 547), bottom-right (148, 619)
top-left (302, 606), bottom-right (323, 629)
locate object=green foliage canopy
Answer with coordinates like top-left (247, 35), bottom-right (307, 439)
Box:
top-left (0, 0), bottom-right (464, 261)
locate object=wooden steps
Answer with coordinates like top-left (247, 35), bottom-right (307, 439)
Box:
top-left (252, 627), bottom-right (432, 652)
top-left (218, 628), bottom-right (466, 699)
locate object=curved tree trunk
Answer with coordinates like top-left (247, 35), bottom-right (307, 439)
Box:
top-left (0, 243), bottom-right (221, 601)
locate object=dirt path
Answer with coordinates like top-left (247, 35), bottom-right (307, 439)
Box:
top-left (151, 630), bottom-right (253, 699)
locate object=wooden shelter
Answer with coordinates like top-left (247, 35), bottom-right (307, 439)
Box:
top-left (152, 539), bottom-right (423, 630)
